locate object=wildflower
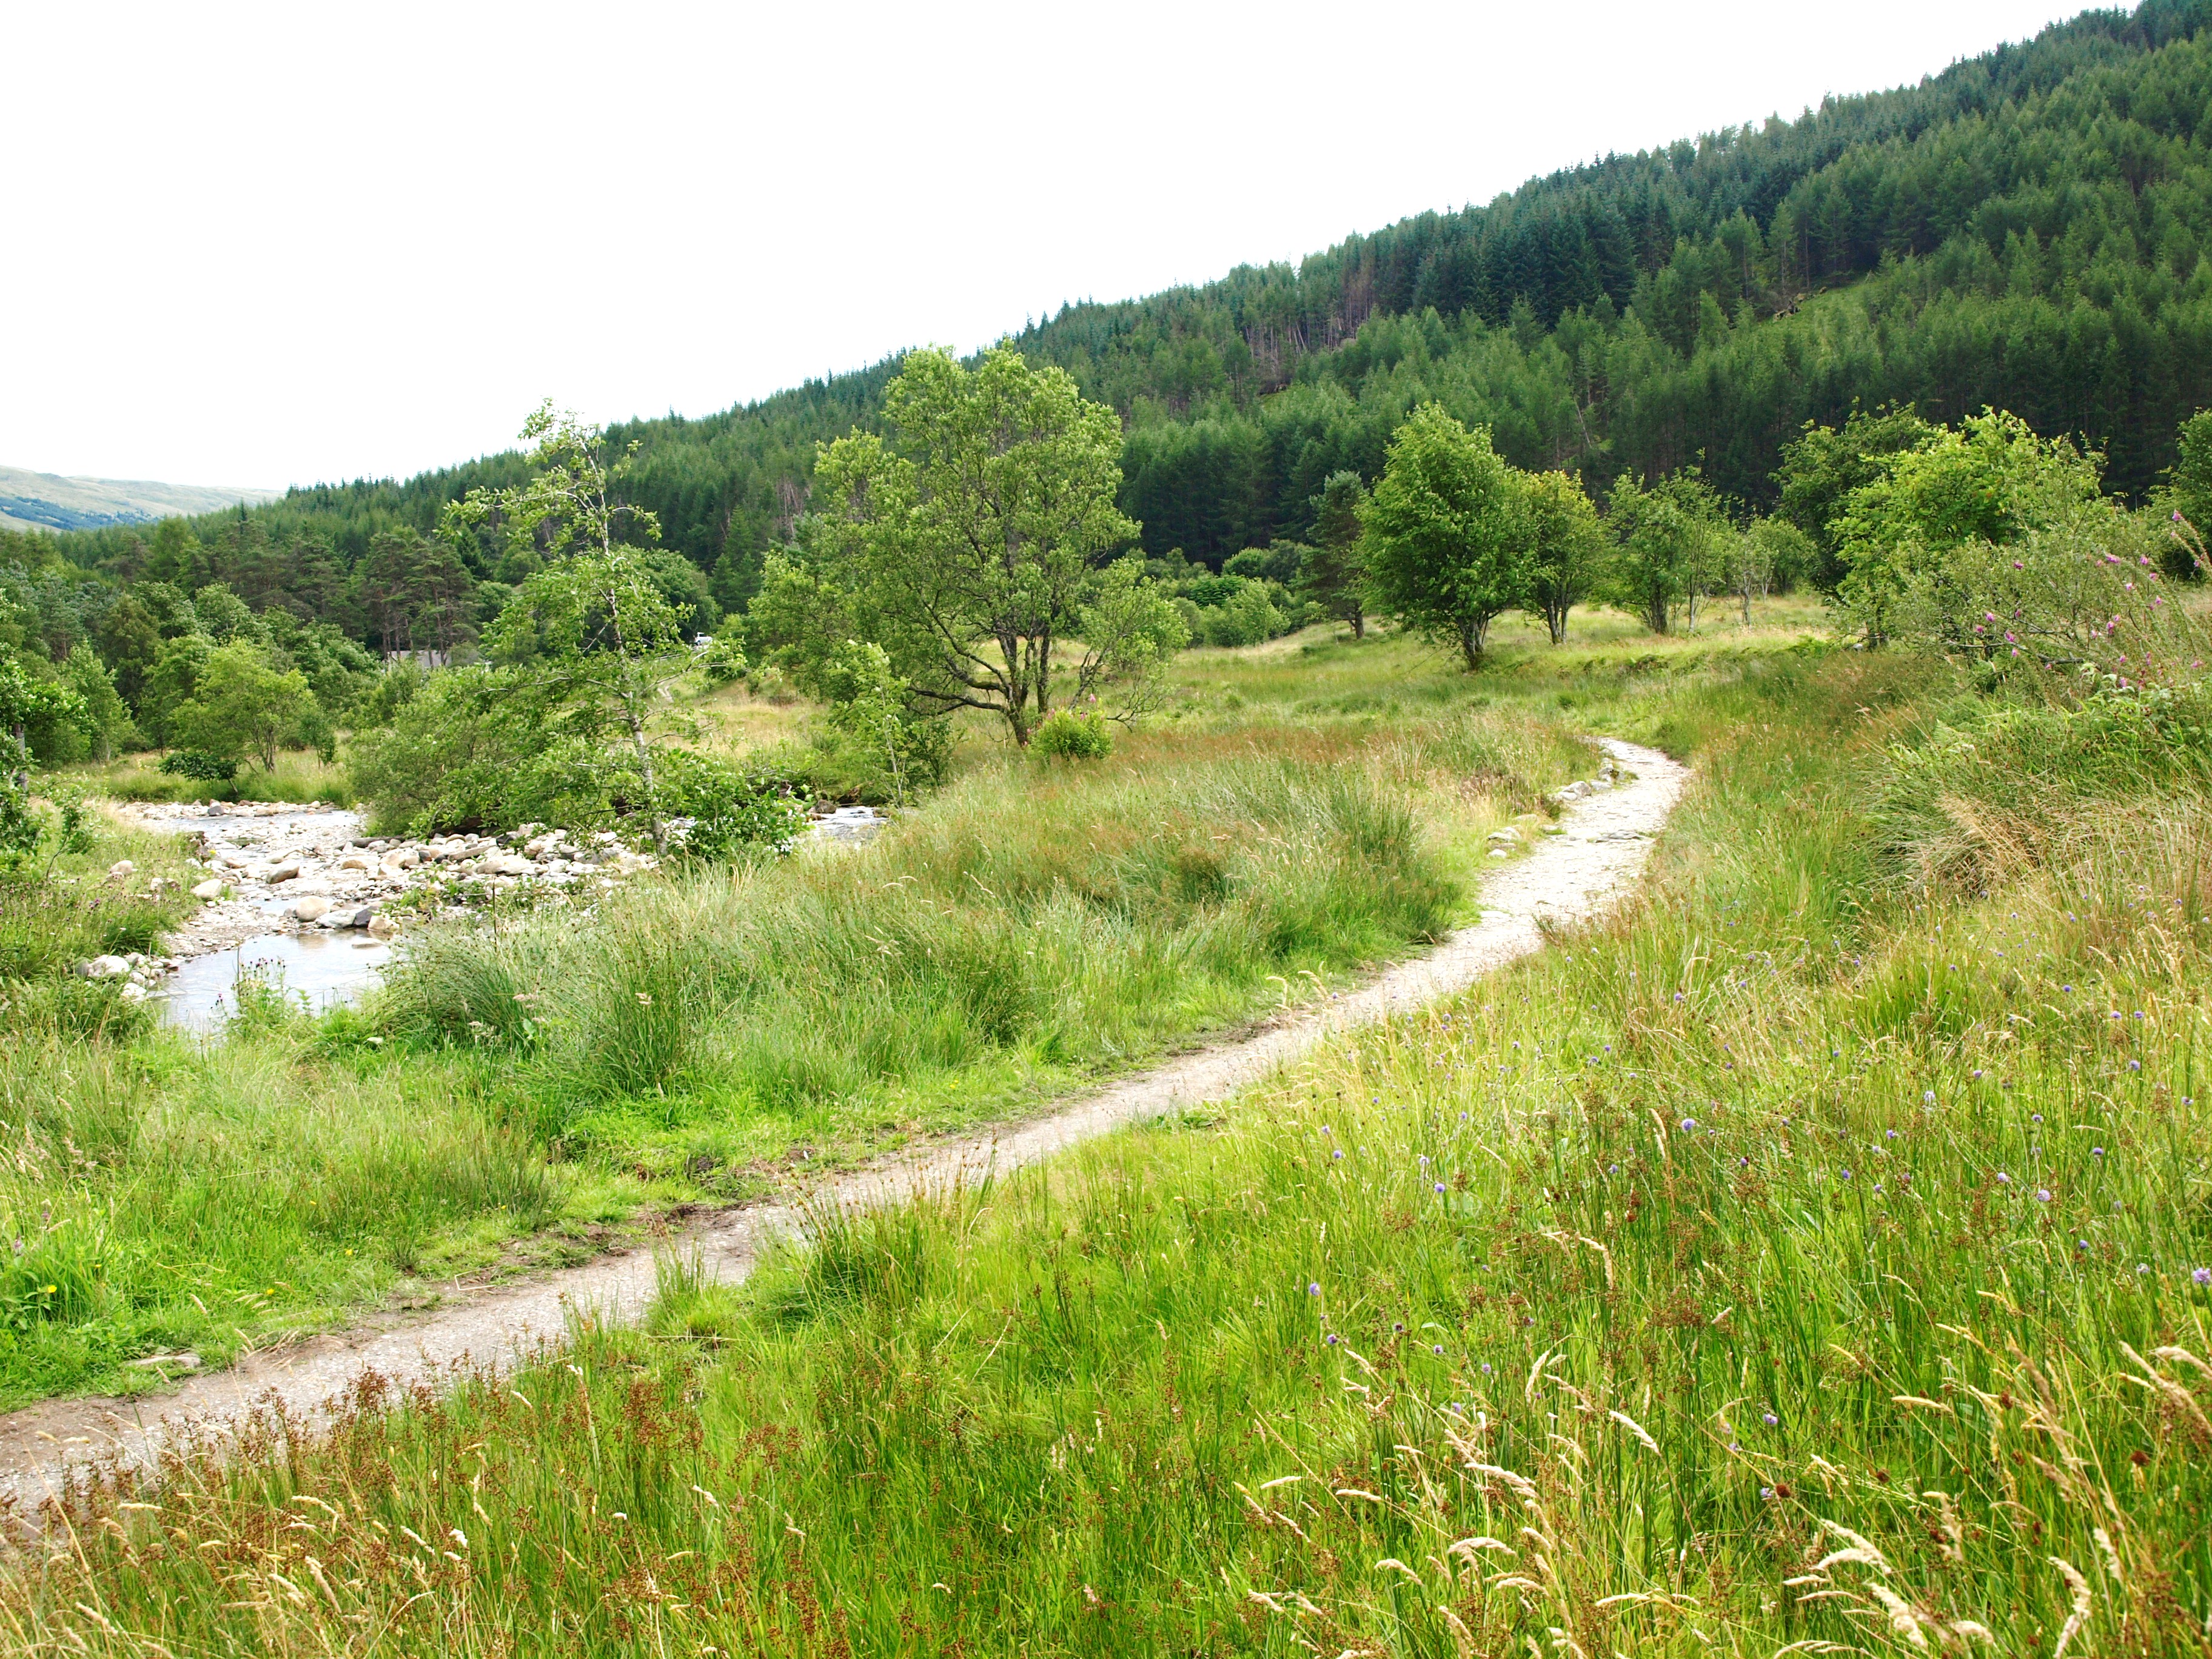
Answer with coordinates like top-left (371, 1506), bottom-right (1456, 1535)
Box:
top-left (1997, 1172), bottom-right (2011, 1184)
top-left (1922, 1090), bottom-right (1936, 1104)
top-left (1972, 1069), bottom-right (1983, 1079)
top-left (1841, 1168), bottom-right (1852, 1180)
top-left (2037, 1188), bottom-right (2052, 1202)
top-left (2128, 1060), bottom-right (2142, 1073)
top-left (2032, 1113), bottom-right (2043, 1124)
top-left (1680, 1118), bottom-right (1697, 1133)
top-left (1481, 1362), bottom-right (1493, 1373)
top-left (2093, 1147), bottom-right (2105, 1157)
top-left (1333, 1150), bottom-right (1343, 1161)
top-left (1326, 1333), bottom-right (1339, 1345)
top-left (1392, 1322), bottom-right (1404, 1332)
top-left (2136, 1263), bottom-right (2150, 1275)
top-left (2079, 1239), bottom-right (2090, 1251)
top-left (1307, 1282), bottom-right (1320, 1297)
top-left (2194, 1267), bottom-right (2211, 1285)
top-left (1763, 1412), bottom-right (1778, 1426)
top-left (1432, 1344), bottom-right (1444, 1355)
top-left (1433, 1181), bottom-right (1447, 1193)
top-left (1887, 1129), bottom-right (1899, 1140)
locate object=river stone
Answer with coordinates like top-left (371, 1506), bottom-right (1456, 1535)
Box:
top-left (290, 896), bottom-right (332, 922)
top-left (81, 954), bottom-right (131, 979)
top-left (107, 859), bottom-right (135, 877)
top-left (191, 879), bottom-right (224, 900)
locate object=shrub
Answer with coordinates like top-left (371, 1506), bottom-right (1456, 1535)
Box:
top-left (1030, 710), bottom-right (1113, 759)
top-left (1200, 583), bottom-right (1287, 648)
top-left (663, 752), bottom-right (813, 860)
top-left (158, 749), bottom-right (239, 783)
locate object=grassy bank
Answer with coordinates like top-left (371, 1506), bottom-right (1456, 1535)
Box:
top-left (14, 644), bottom-right (2208, 1653)
top-left (0, 629), bottom-right (1606, 1405)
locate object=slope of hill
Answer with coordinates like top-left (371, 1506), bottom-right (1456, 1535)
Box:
top-left (45, 0), bottom-right (2212, 589)
top-left (0, 464), bottom-right (277, 535)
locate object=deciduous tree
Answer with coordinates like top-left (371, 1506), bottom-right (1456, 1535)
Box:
top-left (1361, 405), bottom-right (1528, 668)
top-left (811, 345), bottom-right (1179, 746)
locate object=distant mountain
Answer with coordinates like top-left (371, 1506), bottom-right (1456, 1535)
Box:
top-left (0, 466), bottom-right (278, 535)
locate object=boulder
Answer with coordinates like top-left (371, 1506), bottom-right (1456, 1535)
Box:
top-left (82, 955), bottom-right (131, 979)
top-left (367, 914), bottom-right (400, 941)
top-left (1486, 826), bottom-right (1521, 845)
top-left (119, 983), bottom-right (148, 1003)
top-left (290, 896), bottom-right (332, 922)
top-left (339, 853), bottom-right (377, 872)
top-left (107, 859), bottom-right (136, 878)
top-left (267, 860), bottom-right (303, 883)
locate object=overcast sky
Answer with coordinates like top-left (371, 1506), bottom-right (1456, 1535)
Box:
top-left (5, 0), bottom-right (2085, 492)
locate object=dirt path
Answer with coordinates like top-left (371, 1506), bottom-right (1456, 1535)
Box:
top-left (0, 739), bottom-right (1689, 1510)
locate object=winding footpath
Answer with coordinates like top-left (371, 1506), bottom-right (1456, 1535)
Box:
top-left (0, 739), bottom-right (1688, 1512)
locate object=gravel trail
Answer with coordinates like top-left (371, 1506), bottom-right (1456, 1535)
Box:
top-left (0, 739), bottom-right (1687, 1510)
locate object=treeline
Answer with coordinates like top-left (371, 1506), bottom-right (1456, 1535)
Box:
top-left (33, 0), bottom-right (2212, 622)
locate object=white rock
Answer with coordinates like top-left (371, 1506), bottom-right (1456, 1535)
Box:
top-left (367, 914), bottom-right (400, 941)
top-left (190, 879), bottom-right (226, 900)
top-left (119, 983), bottom-right (148, 1003)
top-left (82, 954), bottom-right (132, 979)
top-left (267, 860), bottom-right (303, 882)
top-left (1486, 826), bottom-right (1521, 845)
top-left (339, 853), bottom-right (376, 872)
top-left (127, 1351), bottom-right (199, 1372)
top-left (107, 859), bottom-right (135, 878)
top-left (290, 896), bottom-right (332, 922)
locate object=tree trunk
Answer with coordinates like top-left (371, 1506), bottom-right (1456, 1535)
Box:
top-left (1350, 606), bottom-right (1364, 639)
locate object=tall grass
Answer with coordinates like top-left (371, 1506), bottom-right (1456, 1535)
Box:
top-left (19, 649), bottom-right (2212, 1651)
top-left (378, 705), bottom-right (1586, 1173)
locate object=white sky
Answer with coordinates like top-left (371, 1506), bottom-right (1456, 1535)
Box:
top-left (5, 0), bottom-right (2083, 492)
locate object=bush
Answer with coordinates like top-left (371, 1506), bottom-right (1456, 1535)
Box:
top-left (158, 749), bottom-right (239, 784)
top-left (1200, 582), bottom-right (1287, 648)
top-left (663, 752), bottom-right (813, 860)
top-left (1030, 709), bottom-right (1113, 759)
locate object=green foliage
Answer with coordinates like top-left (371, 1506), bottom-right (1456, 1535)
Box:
top-left (59, 644), bottom-right (132, 762)
top-left (1029, 708), bottom-right (1113, 759)
top-left (0, 654), bottom-right (90, 777)
top-left (814, 638), bottom-right (945, 803)
top-left (1836, 409), bottom-right (2108, 643)
top-left (1362, 404), bottom-right (1529, 666)
top-left (1604, 468), bottom-right (1729, 634)
top-left (1195, 577), bottom-right (1287, 647)
top-left (156, 749), bottom-right (238, 784)
top-left (458, 404), bottom-right (694, 850)
top-left (662, 751), bottom-right (813, 862)
top-left (812, 345), bottom-right (1167, 746)
top-left (1299, 470), bottom-right (1371, 635)
top-left (1518, 467), bottom-right (1607, 643)
top-left (1772, 406), bottom-right (1937, 590)
top-left (163, 640), bottom-right (318, 772)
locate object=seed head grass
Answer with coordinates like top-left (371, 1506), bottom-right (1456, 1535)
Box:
top-left (10, 643), bottom-right (2210, 1651)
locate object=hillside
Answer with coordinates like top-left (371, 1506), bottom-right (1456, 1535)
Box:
top-left (44, 0), bottom-right (2212, 597)
top-left (0, 464), bottom-right (276, 535)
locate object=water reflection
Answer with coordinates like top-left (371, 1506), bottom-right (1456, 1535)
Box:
top-left (159, 933), bottom-right (391, 1034)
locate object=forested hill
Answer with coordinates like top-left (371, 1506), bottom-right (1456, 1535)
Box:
top-left (53, 0), bottom-right (2212, 599)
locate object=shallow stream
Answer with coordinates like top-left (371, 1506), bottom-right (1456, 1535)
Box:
top-left (158, 933), bottom-right (392, 1034)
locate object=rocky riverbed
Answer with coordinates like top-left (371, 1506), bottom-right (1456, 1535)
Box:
top-left (99, 799), bottom-right (887, 1026)
top-left (113, 800), bottom-right (660, 962)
